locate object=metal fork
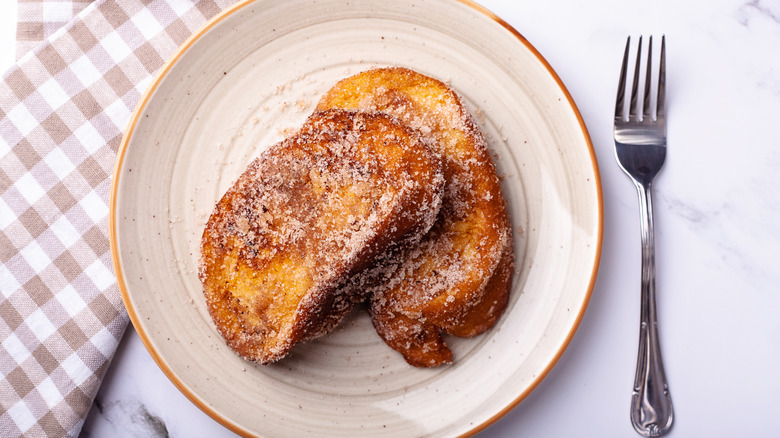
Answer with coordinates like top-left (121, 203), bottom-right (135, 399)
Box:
top-left (613, 35), bottom-right (673, 437)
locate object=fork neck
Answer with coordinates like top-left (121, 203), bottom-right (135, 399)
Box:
top-left (634, 180), bottom-right (655, 254)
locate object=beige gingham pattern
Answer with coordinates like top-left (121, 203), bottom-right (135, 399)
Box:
top-left (16, 0), bottom-right (96, 59)
top-left (0, 0), bottom-right (236, 436)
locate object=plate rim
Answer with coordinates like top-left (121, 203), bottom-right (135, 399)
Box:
top-left (108, 0), bottom-right (604, 436)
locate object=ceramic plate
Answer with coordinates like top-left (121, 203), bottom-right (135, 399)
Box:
top-left (110, 0), bottom-right (603, 436)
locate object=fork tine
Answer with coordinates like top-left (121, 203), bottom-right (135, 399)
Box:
top-left (615, 36), bottom-right (631, 120)
top-left (657, 35), bottom-right (666, 118)
top-left (642, 36), bottom-right (653, 120)
top-left (628, 36), bottom-right (642, 121)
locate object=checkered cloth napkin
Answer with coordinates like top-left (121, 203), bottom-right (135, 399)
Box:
top-left (1, 0), bottom-right (236, 436)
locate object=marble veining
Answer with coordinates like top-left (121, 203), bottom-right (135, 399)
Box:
top-left (662, 185), bottom-right (777, 285)
top-left (736, 0), bottom-right (780, 25)
top-left (82, 398), bottom-right (168, 438)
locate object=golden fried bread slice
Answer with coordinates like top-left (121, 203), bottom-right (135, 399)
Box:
top-left (317, 67), bottom-right (514, 367)
top-left (199, 109), bottom-right (444, 364)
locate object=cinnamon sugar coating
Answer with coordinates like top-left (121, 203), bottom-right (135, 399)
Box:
top-left (199, 109), bottom-right (444, 364)
top-left (318, 67), bottom-right (514, 367)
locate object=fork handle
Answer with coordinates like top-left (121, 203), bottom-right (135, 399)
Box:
top-left (631, 181), bottom-right (673, 437)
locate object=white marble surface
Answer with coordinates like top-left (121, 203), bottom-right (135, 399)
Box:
top-left (3, 0), bottom-right (780, 436)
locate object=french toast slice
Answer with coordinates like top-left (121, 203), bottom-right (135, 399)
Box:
top-left (317, 67), bottom-right (514, 367)
top-left (199, 109), bottom-right (444, 364)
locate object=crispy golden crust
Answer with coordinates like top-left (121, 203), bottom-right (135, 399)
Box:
top-left (318, 67), bottom-right (514, 367)
top-left (199, 109), bottom-right (444, 364)
top-left (437, 244), bottom-right (513, 337)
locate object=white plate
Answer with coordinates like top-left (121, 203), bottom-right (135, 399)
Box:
top-left (110, 0), bottom-right (603, 436)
